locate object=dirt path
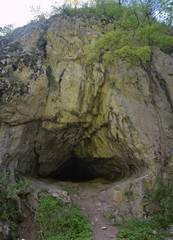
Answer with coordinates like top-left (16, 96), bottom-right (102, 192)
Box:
top-left (23, 178), bottom-right (118, 240)
top-left (72, 181), bottom-right (118, 240)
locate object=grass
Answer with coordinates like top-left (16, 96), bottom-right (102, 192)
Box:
top-left (116, 218), bottom-right (164, 240)
top-left (124, 190), bottom-right (133, 196)
top-left (35, 193), bottom-right (93, 240)
top-left (59, 182), bottom-right (77, 195)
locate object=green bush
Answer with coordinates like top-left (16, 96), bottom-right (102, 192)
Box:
top-left (29, 45), bottom-right (38, 55)
top-left (35, 194), bottom-right (93, 240)
top-left (0, 24), bottom-right (14, 36)
top-left (117, 218), bottom-right (164, 240)
top-left (76, 0), bottom-right (173, 65)
top-left (51, 0), bottom-right (123, 17)
top-left (0, 173), bottom-right (30, 239)
top-left (117, 177), bottom-right (173, 240)
top-left (124, 190), bottom-right (133, 196)
top-left (86, 20), bottom-right (172, 65)
top-left (144, 177), bottom-right (173, 229)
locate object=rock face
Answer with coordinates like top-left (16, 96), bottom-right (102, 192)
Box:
top-left (0, 15), bottom-right (173, 180)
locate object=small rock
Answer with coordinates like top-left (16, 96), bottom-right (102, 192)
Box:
top-left (62, 191), bottom-right (68, 197)
top-left (95, 202), bottom-right (101, 207)
top-left (109, 235), bottom-right (114, 238)
top-left (168, 226), bottom-right (173, 234)
top-left (101, 226), bottom-right (107, 230)
top-left (94, 217), bottom-right (99, 222)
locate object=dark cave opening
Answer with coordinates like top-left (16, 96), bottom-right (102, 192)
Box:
top-left (42, 155), bottom-right (136, 183)
top-left (50, 158), bottom-right (99, 182)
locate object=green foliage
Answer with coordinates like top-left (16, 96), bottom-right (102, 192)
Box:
top-left (28, 37), bottom-right (47, 56)
top-left (59, 182), bottom-right (77, 194)
top-left (40, 187), bottom-right (49, 193)
top-left (0, 173), bottom-right (30, 239)
top-left (85, 29), bottom-right (152, 64)
top-left (152, 0), bottom-right (173, 25)
top-left (37, 36), bottom-right (47, 51)
top-left (117, 177), bottom-right (173, 240)
top-left (89, 0), bottom-right (124, 17)
top-left (0, 24), bottom-right (14, 36)
top-left (80, 0), bottom-right (173, 65)
top-left (29, 45), bottom-right (38, 55)
top-left (46, 66), bottom-right (56, 85)
top-left (124, 190), bottom-right (133, 196)
top-left (165, 2), bottom-right (173, 25)
top-left (88, 25), bottom-right (172, 65)
top-left (144, 177), bottom-right (173, 229)
top-left (11, 71), bottom-right (19, 78)
top-left (51, 0), bottom-right (173, 25)
top-left (35, 193), bottom-right (93, 240)
top-left (30, 5), bottom-right (48, 22)
top-left (51, 0), bottom-right (124, 17)
top-left (117, 218), bottom-right (164, 240)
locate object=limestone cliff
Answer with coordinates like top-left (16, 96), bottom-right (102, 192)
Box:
top-left (0, 15), bottom-right (173, 180)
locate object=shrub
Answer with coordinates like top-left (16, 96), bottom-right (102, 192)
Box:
top-left (29, 45), bottom-right (38, 55)
top-left (0, 173), bottom-right (30, 239)
top-left (117, 176), bottom-right (173, 240)
top-left (81, 0), bottom-right (173, 65)
top-left (117, 218), bottom-right (164, 240)
top-left (124, 190), bottom-right (133, 196)
top-left (51, 0), bottom-right (124, 17)
top-left (144, 177), bottom-right (173, 229)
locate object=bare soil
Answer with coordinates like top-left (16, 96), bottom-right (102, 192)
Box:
top-left (71, 179), bottom-right (118, 240)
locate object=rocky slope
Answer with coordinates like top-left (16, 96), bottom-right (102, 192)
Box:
top-left (0, 14), bottom-right (173, 182)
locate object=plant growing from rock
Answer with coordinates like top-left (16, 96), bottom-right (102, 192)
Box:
top-left (117, 176), bottom-right (173, 240)
top-left (144, 176), bottom-right (173, 229)
top-left (0, 173), bottom-right (30, 239)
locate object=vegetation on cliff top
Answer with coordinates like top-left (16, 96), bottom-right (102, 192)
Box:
top-left (1, 0), bottom-right (173, 65)
top-left (52, 0), bottom-right (173, 25)
top-left (51, 0), bottom-right (173, 64)
top-left (71, 0), bottom-right (173, 65)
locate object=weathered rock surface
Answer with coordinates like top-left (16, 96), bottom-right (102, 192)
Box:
top-left (0, 15), bottom-right (173, 180)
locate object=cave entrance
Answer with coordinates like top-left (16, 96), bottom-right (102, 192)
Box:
top-left (50, 157), bottom-right (98, 182)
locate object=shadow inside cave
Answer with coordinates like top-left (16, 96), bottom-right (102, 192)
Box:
top-left (48, 158), bottom-right (101, 182)
top-left (52, 164), bottom-right (96, 182)
top-left (39, 156), bottom-right (137, 183)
